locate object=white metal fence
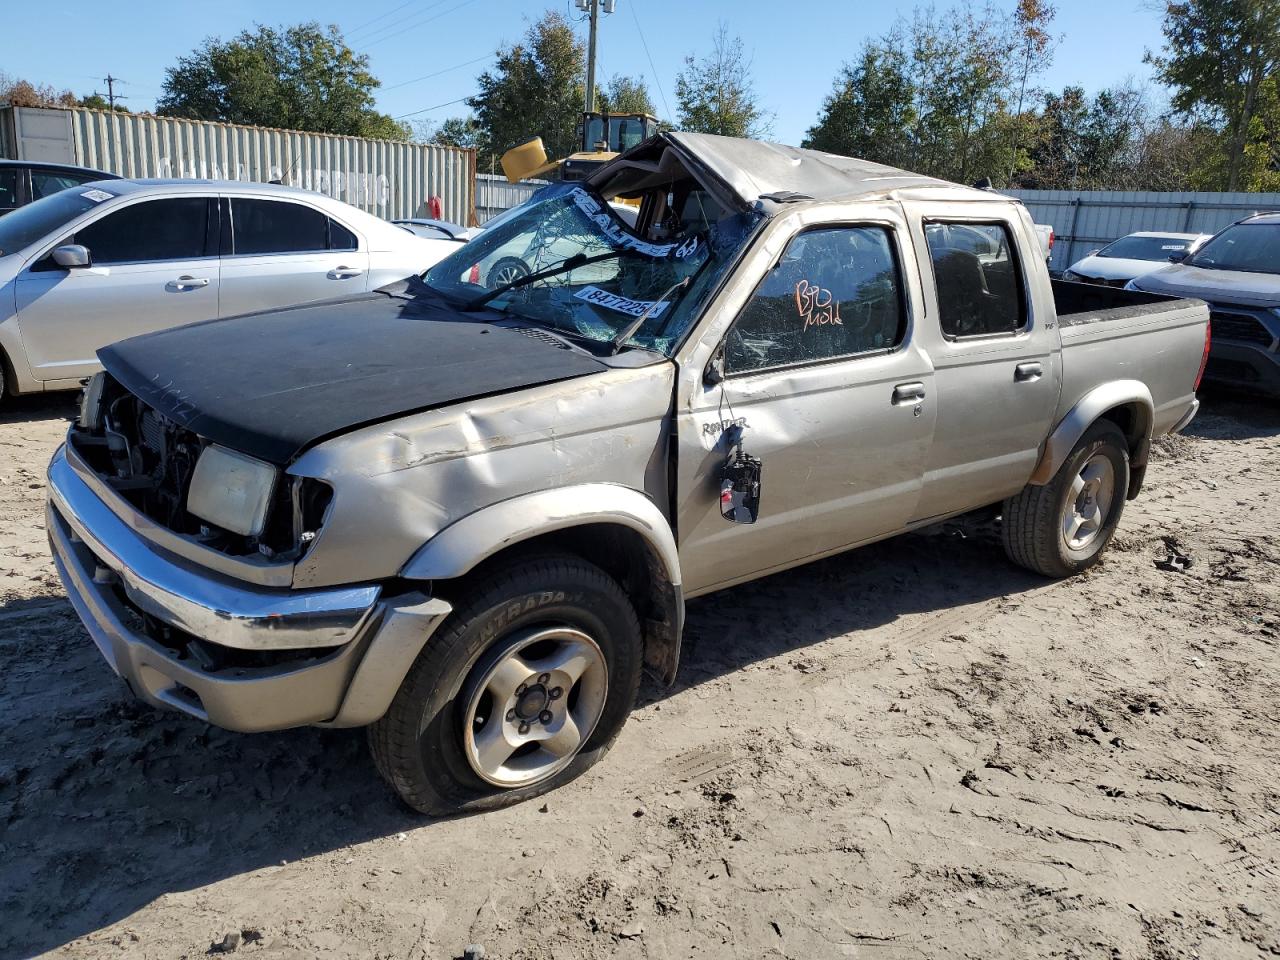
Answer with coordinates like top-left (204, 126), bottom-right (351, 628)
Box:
top-left (475, 173), bottom-right (547, 223)
top-left (1006, 189), bottom-right (1280, 272)
top-left (1, 105), bottom-right (477, 225)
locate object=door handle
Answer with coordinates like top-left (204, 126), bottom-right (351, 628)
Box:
top-left (328, 266), bottom-right (364, 280)
top-left (892, 381), bottom-right (926, 405)
top-left (1014, 361), bottom-right (1043, 382)
top-left (167, 276), bottom-right (209, 291)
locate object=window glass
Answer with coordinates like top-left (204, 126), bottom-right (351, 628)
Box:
top-left (1187, 223), bottom-right (1280, 274)
top-left (925, 222), bottom-right (1026, 338)
top-left (231, 198), bottom-right (328, 255)
top-left (1098, 235), bottom-right (1193, 261)
top-left (329, 218), bottom-right (357, 251)
top-left (0, 169), bottom-right (19, 211)
top-left (73, 197), bottom-right (209, 263)
top-left (32, 171), bottom-right (96, 201)
top-left (725, 225), bottom-right (906, 374)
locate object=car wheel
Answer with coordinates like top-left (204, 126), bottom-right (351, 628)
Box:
top-left (368, 553), bottom-right (643, 816)
top-left (1002, 420), bottom-right (1130, 578)
top-left (486, 256), bottom-right (530, 288)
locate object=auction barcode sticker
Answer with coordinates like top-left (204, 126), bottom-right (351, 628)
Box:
top-left (80, 189), bottom-right (114, 203)
top-left (574, 285), bottom-right (671, 318)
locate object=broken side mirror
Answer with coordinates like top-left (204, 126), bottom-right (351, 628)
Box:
top-left (704, 346), bottom-right (726, 385)
top-left (52, 244), bottom-right (92, 269)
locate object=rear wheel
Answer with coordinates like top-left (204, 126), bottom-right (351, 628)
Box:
top-left (1002, 420), bottom-right (1130, 578)
top-left (368, 554), bottom-right (643, 816)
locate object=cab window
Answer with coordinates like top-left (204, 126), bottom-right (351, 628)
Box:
top-left (725, 225), bottom-right (907, 374)
top-left (924, 221), bottom-right (1027, 338)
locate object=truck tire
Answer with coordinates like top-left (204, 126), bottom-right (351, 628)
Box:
top-left (368, 553), bottom-right (643, 816)
top-left (1002, 420), bottom-right (1130, 578)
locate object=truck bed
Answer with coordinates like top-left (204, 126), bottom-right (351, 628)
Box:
top-left (1052, 279), bottom-right (1209, 438)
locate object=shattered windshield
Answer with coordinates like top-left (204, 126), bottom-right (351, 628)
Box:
top-left (422, 183), bottom-right (757, 355)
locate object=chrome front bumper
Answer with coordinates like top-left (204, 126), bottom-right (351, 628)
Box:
top-left (47, 445), bottom-right (452, 732)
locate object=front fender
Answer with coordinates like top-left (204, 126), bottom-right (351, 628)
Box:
top-left (401, 483), bottom-right (682, 589)
top-left (1029, 379), bottom-right (1154, 486)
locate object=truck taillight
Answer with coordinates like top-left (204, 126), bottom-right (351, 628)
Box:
top-left (1194, 320), bottom-right (1211, 391)
top-left (1048, 229), bottom-right (1054, 251)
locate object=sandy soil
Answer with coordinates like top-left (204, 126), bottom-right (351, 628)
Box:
top-left (1, 390), bottom-right (1278, 960)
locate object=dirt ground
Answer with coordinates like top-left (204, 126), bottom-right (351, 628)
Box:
top-left (1, 390), bottom-right (1278, 960)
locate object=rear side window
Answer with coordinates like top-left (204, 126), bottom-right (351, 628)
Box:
top-left (329, 218), bottom-right (358, 251)
top-left (232, 198), bottom-right (328, 255)
top-left (725, 225), bottom-right (907, 374)
top-left (32, 170), bottom-right (96, 201)
top-left (924, 221), bottom-right (1027, 338)
top-left (73, 197), bottom-right (209, 263)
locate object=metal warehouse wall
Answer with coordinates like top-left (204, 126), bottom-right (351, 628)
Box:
top-left (475, 174), bottom-right (547, 223)
top-left (0, 105), bottom-right (476, 225)
top-left (1006, 189), bottom-right (1280, 272)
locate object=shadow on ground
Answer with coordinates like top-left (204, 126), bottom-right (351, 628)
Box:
top-left (0, 392), bottom-right (76, 427)
top-left (1185, 387), bottom-right (1280, 440)
top-left (0, 514), bottom-right (1045, 957)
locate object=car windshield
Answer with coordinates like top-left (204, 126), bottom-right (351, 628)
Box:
top-left (422, 183), bottom-right (757, 355)
top-left (1187, 223), bottom-right (1280, 273)
top-left (0, 186), bottom-right (114, 256)
top-left (1098, 235), bottom-right (1195, 261)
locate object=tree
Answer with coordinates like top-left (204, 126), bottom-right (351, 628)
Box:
top-left (157, 22), bottom-right (408, 140)
top-left (78, 93), bottom-right (131, 113)
top-left (675, 24), bottom-right (772, 138)
top-left (1148, 0), bottom-right (1280, 189)
top-left (424, 116), bottom-right (483, 150)
top-left (0, 73), bottom-right (77, 109)
top-left (598, 75), bottom-right (655, 116)
top-left (1006, 0), bottom-right (1057, 179)
top-left (802, 38), bottom-right (916, 167)
top-left (468, 11), bottom-right (585, 168)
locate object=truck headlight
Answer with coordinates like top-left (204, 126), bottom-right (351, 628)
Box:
top-left (78, 372), bottom-right (107, 431)
top-left (1062, 270), bottom-right (1081, 282)
top-left (1124, 279), bottom-right (1141, 291)
top-left (187, 445), bottom-right (279, 537)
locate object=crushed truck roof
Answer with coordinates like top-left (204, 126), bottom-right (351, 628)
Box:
top-left (662, 131), bottom-right (997, 208)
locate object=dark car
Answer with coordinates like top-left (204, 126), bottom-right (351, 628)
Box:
top-left (1128, 213), bottom-right (1280, 397)
top-left (0, 159), bottom-right (121, 215)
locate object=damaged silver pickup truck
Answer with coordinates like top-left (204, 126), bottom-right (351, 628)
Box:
top-left (47, 133), bottom-right (1210, 814)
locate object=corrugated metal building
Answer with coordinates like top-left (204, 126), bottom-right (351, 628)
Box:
top-left (1007, 189), bottom-right (1280, 272)
top-left (0, 105), bottom-right (477, 225)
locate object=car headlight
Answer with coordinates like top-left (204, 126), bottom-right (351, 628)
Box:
top-left (1062, 270), bottom-right (1081, 282)
top-left (1124, 279), bottom-right (1141, 291)
top-left (187, 445), bottom-right (279, 537)
top-left (78, 372), bottom-right (107, 431)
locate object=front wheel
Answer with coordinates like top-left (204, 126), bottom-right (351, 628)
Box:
top-left (368, 554), bottom-right (643, 816)
top-left (1002, 420), bottom-right (1130, 578)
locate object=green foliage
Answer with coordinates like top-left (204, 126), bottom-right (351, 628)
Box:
top-left (1148, 0), bottom-right (1280, 189)
top-left (157, 22), bottom-right (408, 140)
top-left (803, 42), bottom-right (916, 167)
top-left (425, 116), bottom-right (483, 151)
top-left (599, 75), bottom-right (655, 116)
top-left (675, 24), bottom-right (772, 138)
top-left (468, 11), bottom-right (585, 168)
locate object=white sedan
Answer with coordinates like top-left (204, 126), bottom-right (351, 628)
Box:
top-left (0, 179), bottom-right (457, 399)
top-left (1062, 231), bottom-right (1211, 287)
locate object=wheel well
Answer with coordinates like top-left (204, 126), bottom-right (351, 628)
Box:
top-left (0, 345), bottom-right (13, 397)
top-left (433, 523), bottom-right (682, 684)
top-left (1096, 402), bottom-right (1151, 499)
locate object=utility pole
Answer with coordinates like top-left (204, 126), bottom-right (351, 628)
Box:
top-left (104, 75), bottom-right (120, 112)
top-left (584, 0), bottom-right (599, 115)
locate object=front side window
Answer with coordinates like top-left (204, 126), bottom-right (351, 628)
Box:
top-left (73, 197), bottom-right (209, 263)
top-left (724, 225), bottom-right (906, 374)
top-left (925, 221), bottom-right (1026, 338)
top-left (329, 218), bottom-right (358, 251)
top-left (231, 198), bottom-right (328, 255)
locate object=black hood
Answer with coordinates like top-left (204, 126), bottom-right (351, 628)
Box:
top-left (98, 292), bottom-right (607, 464)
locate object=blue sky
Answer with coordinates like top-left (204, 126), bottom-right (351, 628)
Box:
top-left (4, 0), bottom-right (1170, 146)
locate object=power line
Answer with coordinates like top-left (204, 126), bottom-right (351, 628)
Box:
top-left (395, 93), bottom-right (476, 120)
top-left (357, 0), bottom-right (474, 50)
top-left (382, 53), bottom-right (492, 91)
top-left (345, 0), bottom-right (418, 38)
top-left (629, 0), bottom-right (672, 121)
